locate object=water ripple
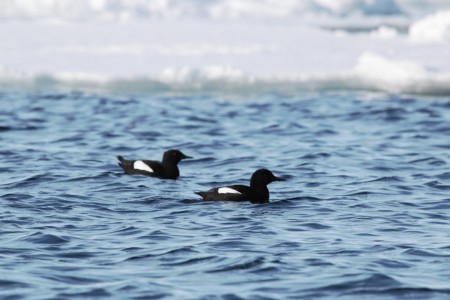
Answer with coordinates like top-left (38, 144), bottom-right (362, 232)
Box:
top-left (20, 232), bottom-right (70, 244)
top-left (1, 91), bottom-right (449, 299)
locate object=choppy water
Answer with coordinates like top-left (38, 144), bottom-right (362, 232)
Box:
top-left (1, 90), bottom-right (450, 299)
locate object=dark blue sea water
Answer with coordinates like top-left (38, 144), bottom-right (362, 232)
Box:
top-left (1, 90), bottom-right (450, 299)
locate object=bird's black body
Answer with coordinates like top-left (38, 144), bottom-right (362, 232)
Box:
top-left (195, 169), bottom-right (285, 203)
top-left (117, 149), bottom-right (191, 179)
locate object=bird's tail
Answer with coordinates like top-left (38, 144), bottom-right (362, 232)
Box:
top-left (194, 191), bottom-right (207, 200)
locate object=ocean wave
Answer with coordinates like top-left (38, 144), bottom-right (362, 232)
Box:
top-left (1, 83), bottom-right (450, 299)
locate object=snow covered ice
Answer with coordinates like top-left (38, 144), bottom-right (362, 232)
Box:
top-left (1, 0), bottom-right (450, 95)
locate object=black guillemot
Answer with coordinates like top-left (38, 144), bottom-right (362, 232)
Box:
top-left (195, 169), bottom-right (285, 203)
top-left (117, 149), bottom-right (192, 179)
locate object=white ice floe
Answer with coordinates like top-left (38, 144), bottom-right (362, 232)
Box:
top-left (369, 26), bottom-right (398, 39)
top-left (1, 0), bottom-right (450, 21)
top-left (1, 1), bottom-right (450, 96)
top-left (351, 52), bottom-right (450, 95)
top-left (409, 10), bottom-right (450, 43)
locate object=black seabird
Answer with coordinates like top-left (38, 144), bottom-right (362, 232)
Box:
top-left (195, 169), bottom-right (285, 203)
top-left (117, 149), bottom-right (192, 179)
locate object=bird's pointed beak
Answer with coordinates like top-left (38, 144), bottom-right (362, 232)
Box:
top-left (273, 176), bottom-right (286, 182)
top-left (182, 154), bottom-right (193, 159)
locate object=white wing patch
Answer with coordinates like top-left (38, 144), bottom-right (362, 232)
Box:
top-left (134, 160), bottom-right (154, 173)
top-left (218, 187), bottom-right (241, 194)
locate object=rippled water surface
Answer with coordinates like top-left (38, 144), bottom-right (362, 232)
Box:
top-left (1, 91), bottom-right (450, 299)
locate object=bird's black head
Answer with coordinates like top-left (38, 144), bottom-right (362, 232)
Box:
top-left (250, 169), bottom-right (286, 187)
top-left (163, 149), bottom-right (192, 163)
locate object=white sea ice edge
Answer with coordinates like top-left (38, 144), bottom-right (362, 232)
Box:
top-left (1, 52), bottom-right (449, 96)
top-left (409, 10), bottom-right (450, 43)
top-left (1, 0), bottom-right (450, 21)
